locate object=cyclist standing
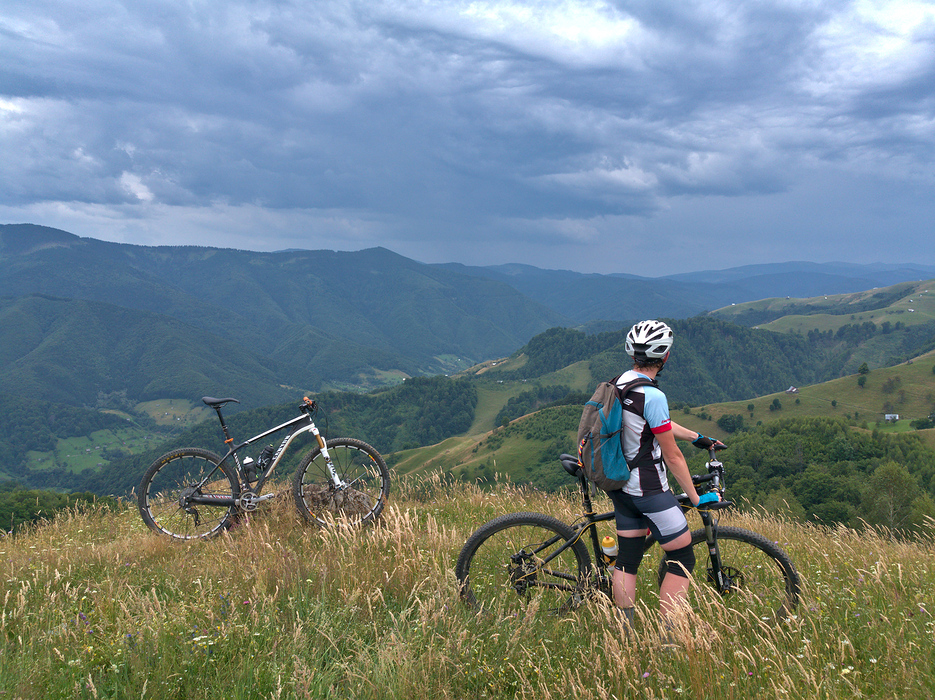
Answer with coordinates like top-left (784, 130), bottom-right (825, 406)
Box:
top-left (607, 320), bottom-right (723, 629)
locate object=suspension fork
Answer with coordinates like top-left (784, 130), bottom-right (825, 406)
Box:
top-left (699, 509), bottom-right (729, 592)
top-left (309, 421), bottom-right (343, 487)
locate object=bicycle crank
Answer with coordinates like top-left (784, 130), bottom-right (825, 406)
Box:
top-left (238, 490), bottom-right (260, 512)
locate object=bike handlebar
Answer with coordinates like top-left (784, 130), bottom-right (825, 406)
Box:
top-left (674, 492), bottom-right (733, 510)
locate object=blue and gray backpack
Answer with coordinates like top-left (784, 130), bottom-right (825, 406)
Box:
top-left (576, 375), bottom-right (657, 491)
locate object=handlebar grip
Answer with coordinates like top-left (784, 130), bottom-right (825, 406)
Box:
top-left (692, 473), bottom-right (716, 485)
top-left (698, 500), bottom-right (733, 511)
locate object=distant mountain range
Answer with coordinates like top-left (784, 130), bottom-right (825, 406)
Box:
top-left (3, 222), bottom-right (935, 409)
top-left (0, 224), bottom-right (564, 406)
top-left (437, 260), bottom-right (935, 323)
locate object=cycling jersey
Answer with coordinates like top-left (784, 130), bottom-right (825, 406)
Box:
top-left (616, 369), bottom-right (672, 496)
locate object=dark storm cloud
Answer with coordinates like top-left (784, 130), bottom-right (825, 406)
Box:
top-left (1, 0), bottom-right (933, 272)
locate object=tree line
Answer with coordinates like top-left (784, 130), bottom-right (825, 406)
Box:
top-left (0, 392), bottom-right (129, 472)
top-left (703, 416), bottom-right (935, 535)
top-left (0, 480), bottom-right (120, 534)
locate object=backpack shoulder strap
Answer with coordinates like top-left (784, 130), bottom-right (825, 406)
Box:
top-left (614, 375), bottom-right (663, 467)
top-left (614, 375), bottom-right (658, 402)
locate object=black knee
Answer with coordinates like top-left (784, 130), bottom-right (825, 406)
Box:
top-left (615, 535), bottom-right (644, 575)
top-left (664, 543), bottom-right (696, 579)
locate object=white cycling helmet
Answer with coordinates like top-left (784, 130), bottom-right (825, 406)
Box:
top-left (626, 320), bottom-right (673, 361)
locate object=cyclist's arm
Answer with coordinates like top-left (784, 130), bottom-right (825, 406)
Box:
top-left (656, 429), bottom-right (701, 506)
top-left (670, 420), bottom-right (725, 448)
top-left (668, 420), bottom-right (698, 441)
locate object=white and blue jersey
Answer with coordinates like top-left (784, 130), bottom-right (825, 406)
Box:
top-left (616, 370), bottom-right (672, 497)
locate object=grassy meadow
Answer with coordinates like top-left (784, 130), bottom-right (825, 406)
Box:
top-left (683, 348), bottom-right (935, 441)
top-left (2, 474), bottom-right (933, 699)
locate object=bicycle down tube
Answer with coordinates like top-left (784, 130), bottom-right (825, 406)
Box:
top-left (193, 412), bottom-right (344, 502)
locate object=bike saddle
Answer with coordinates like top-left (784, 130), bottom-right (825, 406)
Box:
top-left (559, 453), bottom-right (582, 478)
top-left (202, 396), bottom-right (240, 407)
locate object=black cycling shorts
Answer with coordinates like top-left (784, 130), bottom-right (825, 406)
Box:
top-left (607, 489), bottom-right (689, 545)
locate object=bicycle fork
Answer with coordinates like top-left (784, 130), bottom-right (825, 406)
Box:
top-left (310, 423), bottom-right (344, 488)
top-left (700, 510), bottom-right (730, 593)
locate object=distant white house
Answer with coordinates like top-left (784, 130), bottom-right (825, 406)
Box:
top-left (785, 386), bottom-right (799, 394)
top-left (884, 414), bottom-right (900, 422)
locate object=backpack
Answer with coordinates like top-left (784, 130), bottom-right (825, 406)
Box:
top-left (576, 375), bottom-right (657, 491)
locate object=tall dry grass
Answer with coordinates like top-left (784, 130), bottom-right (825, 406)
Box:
top-left (0, 473), bottom-right (932, 699)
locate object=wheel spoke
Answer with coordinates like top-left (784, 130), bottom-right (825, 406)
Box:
top-left (293, 439), bottom-right (389, 527)
top-left (139, 449), bottom-right (238, 540)
top-left (456, 513), bottom-right (593, 616)
top-left (659, 526), bottom-right (799, 623)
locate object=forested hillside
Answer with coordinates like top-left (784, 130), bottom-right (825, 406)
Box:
top-left (0, 295), bottom-right (299, 407)
top-left (5, 222), bottom-right (935, 499)
top-left (0, 392), bottom-right (131, 482)
top-left (483, 318), bottom-right (823, 405)
top-left (484, 314), bottom-right (935, 407)
top-left (0, 224), bottom-right (566, 398)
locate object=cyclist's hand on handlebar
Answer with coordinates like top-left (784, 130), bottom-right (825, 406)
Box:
top-left (696, 492), bottom-right (720, 507)
top-left (692, 434), bottom-right (726, 450)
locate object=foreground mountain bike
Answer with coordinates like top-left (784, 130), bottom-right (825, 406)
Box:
top-left (456, 447), bottom-right (800, 623)
top-left (138, 397), bottom-right (389, 540)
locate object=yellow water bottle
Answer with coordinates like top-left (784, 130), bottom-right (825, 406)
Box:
top-left (601, 535), bottom-right (618, 566)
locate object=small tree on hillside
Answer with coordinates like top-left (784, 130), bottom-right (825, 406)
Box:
top-left (717, 413), bottom-right (745, 433)
top-left (862, 462), bottom-right (919, 535)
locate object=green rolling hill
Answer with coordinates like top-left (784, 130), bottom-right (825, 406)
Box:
top-left (0, 224), bottom-right (568, 398)
top-left (4, 223), bottom-right (935, 505)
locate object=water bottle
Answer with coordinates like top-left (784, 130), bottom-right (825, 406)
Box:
top-left (256, 445), bottom-right (275, 471)
top-left (601, 535), bottom-right (618, 567)
top-left (242, 456), bottom-right (257, 483)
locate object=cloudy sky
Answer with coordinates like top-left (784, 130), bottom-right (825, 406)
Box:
top-left (1, 0), bottom-right (933, 274)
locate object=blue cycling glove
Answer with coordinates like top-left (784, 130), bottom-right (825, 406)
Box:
top-left (692, 434), bottom-right (716, 449)
top-left (697, 492), bottom-right (719, 507)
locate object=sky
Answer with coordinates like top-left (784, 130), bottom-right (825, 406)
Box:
top-left (1, 0), bottom-right (934, 275)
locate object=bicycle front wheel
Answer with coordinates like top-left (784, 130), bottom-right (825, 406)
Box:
top-left (292, 438), bottom-right (389, 527)
top-left (455, 512), bottom-right (594, 615)
top-left (138, 448), bottom-right (240, 540)
top-left (658, 526), bottom-right (800, 622)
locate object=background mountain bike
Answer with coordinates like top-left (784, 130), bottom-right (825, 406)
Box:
top-left (138, 397), bottom-right (389, 540)
top-left (455, 447), bottom-right (800, 623)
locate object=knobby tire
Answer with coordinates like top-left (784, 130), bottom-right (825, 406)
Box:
top-left (292, 438), bottom-right (390, 527)
top-left (455, 512), bottom-right (594, 615)
top-left (658, 526), bottom-right (800, 622)
top-left (138, 448), bottom-right (240, 540)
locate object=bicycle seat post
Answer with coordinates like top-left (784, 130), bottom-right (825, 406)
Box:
top-left (211, 404), bottom-right (235, 446)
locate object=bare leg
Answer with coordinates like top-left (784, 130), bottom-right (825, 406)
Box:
top-left (612, 566), bottom-right (637, 609)
top-left (659, 529), bottom-right (693, 619)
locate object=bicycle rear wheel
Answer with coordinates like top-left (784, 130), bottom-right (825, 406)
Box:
top-left (455, 512), bottom-right (594, 615)
top-left (138, 448), bottom-right (240, 540)
top-left (292, 438), bottom-right (389, 527)
top-left (658, 526), bottom-right (800, 622)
